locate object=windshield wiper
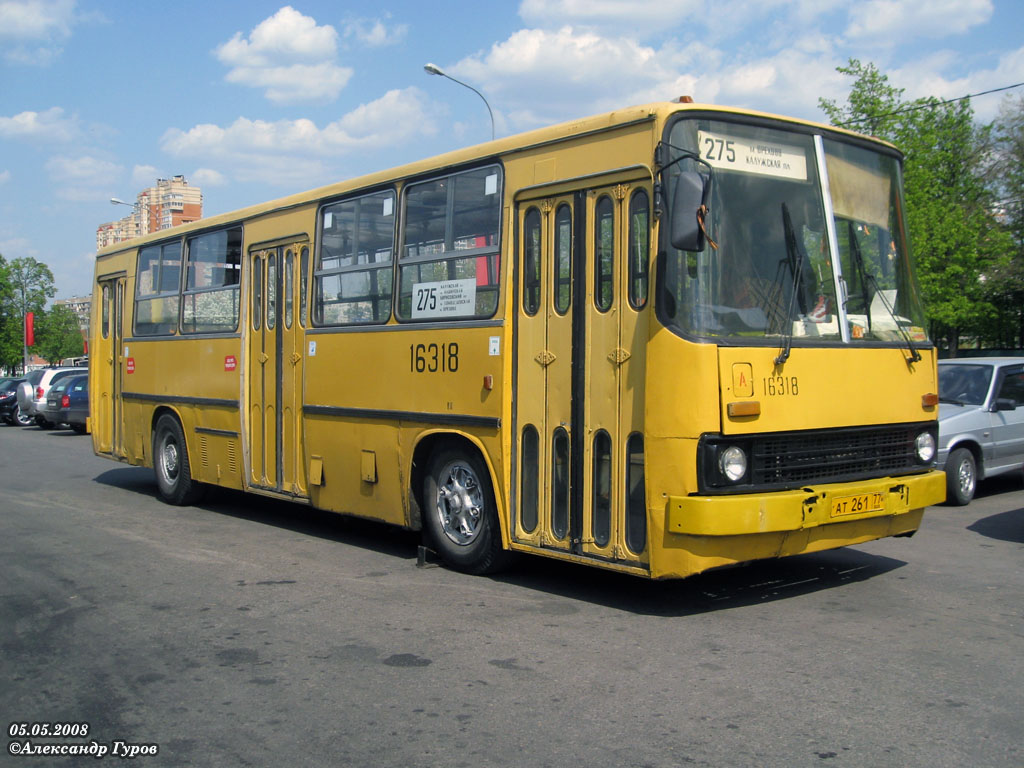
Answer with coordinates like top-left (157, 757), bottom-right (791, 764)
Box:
top-left (846, 222), bottom-right (873, 333)
top-left (938, 396), bottom-right (965, 406)
top-left (774, 202), bottom-right (809, 365)
top-left (847, 231), bottom-right (921, 364)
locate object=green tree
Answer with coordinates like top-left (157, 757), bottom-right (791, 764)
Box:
top-left (820, 60), bottom-right (1009, 354)
top-left (34, 304), bottom-right (85, 364)
top-left (0, 254), bottom-right (26, 374)
top-left (984, 94), bottom-right (1024, 348)
top-left (0, 256), bottom-right (56, 372)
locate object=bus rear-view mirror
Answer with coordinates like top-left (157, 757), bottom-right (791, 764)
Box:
top-left (670, 170), bottom-right (709, 252)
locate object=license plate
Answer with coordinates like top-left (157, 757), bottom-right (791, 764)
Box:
top-left (831, 492), bottom-right (886, 517)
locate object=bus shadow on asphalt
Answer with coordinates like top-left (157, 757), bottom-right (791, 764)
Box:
top-left (93, 466), bottom-right (906, 616)
top-left (492, 547), bottom-right (907, 617)
top-left (92, 467), bottom-right (421, 562)
top-left (967, 507), bottom-right (1024, 544)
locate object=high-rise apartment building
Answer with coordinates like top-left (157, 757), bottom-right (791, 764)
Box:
top-left (96, 175), bottom-right (202, 250)
top-left (53, 294), bottom-right (92, 331)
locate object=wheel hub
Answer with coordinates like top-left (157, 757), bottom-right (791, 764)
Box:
top-left (436, 463), bottom-right (483, 546)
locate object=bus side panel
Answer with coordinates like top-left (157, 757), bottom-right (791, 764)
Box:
top-left (118, 336), bottom-right (245, 490)
top-left (303, 326), bottom-right (505, 528)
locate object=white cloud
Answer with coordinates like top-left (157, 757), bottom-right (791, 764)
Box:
top-left (0, 170), bottom-right (10, 185)
top-left (0, 106), bottom-right (78, 141)
top-left (0, 0), bottom-right (75, 39)
top-left (224, 62), bottom-right (352, 105)
top-left (215, 6), bottom-right (351, 103)
top-left (846, 0), bottom-right (993, 42)
top-left (519, 0), bottom-right (701, 31)
top-left (446, 24), bottom-right (857, 132)
top-left (45, 154), bottom-right (122, 201)
top-left (131, 165), bottom-right (160, 187)
top-left (889, 45), bottom-right (1024, 121)
top-left (343, 14), bottom-right (408, 47)
top-left (191, 168), bottom-right (227, 187)
top-left (160, 88), bottom-right (437, 185)
top-left (0, 0), bottom-right (77, 64)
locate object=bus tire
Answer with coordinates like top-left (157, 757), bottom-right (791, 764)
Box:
top-left (945, 447), bottom-right (976, 506)
top-left (152, 413), bottom-right (205, 506)
top-left (423, 447), bottom-right (509, 575)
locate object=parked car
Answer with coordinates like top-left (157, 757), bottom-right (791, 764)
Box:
top-left (1, 377), bottom-right (30, 425)
top-left (16, 367), bottom-right (85, 427)
top-left (937, 357), bottom-right (1024, 505)
top-left (39, 376), bottom-right (79, 430)
top-left (57, 374), bottom-right (89, 433)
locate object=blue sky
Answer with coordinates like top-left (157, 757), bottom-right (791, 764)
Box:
top-left (2, 0), bottom-right (1023, 300)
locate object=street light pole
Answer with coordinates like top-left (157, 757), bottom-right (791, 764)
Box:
top-left (111, 197), bottom-right (142, 239)
top-left (423, 63), bottom-right (495, 141)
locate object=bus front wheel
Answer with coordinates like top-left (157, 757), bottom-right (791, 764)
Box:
top-left (423, 447), bottom-right (509, 575)
top-left (152, 414), bottom-right (205, 506)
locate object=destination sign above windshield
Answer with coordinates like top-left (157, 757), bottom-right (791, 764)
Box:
top-left (698, 130), bottom-right (808, 181)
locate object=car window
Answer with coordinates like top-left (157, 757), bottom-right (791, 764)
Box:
top-left (49, 369), bottom-right (79, 384)
top-left (996, 368), bottom-right (1024, 405)
top-left (26, 370), bottom-right (44, 386)
top-left (938, 364), bottom-right (992, 405)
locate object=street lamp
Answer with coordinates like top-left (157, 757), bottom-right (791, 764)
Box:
top-left (423, 62), bottom-right (495, 141)
top-left (110, 197), bottom-right (142, 239)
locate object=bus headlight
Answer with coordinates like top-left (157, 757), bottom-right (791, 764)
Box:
top-left (915, 431), bottom-right (936, 464)
top-left (719, 446), bottom-right (747, 482)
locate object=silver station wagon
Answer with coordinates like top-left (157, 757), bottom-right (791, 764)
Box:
top-left (937, 357), bottom-right (1024, 504)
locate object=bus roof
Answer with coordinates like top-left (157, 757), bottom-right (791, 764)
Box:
top-left (95, 100), bottom-right (897, 259)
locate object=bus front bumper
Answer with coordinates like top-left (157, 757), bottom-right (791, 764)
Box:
top-left (666, 470), bottom-right (946, 537)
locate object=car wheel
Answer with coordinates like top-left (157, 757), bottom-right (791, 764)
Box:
top-left (422, 446), bottom-right (510, 574)
top-left (945, 447), bottom-right (976, 506)
top-left (36, 415), bottom-right (55, 430)
top-left (71, 424), bottom-right (87, 434)
top-left (152, 413), bottom-right (205, 505)
top-left (12, 404), bottom-right (32, 427)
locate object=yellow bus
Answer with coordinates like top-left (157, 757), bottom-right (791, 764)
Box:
top-left (90, 100), bottom-right (946, 579)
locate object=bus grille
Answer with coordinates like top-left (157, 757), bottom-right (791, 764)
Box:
top-left (751, 425), bottom-right (922, 486)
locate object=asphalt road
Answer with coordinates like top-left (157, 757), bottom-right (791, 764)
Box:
top-left (1, 423), bottom-right (1021, 768)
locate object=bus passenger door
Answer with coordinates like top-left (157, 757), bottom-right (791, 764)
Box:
top-left (95, 276), bottom-right (126, 458)
top-left (515, 195), bottom-right (576, 553)
top-left (281, 244), bottom-right (308, 496)
top-left (581, 182), bottom-right (651, 566)
top-left (248, 245), bottom-right (307, 495)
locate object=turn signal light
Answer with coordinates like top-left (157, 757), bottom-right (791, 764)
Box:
top-left (727, 401), bottom-right (761, 417)
top-left (922, 393), bottom-right (939, 407)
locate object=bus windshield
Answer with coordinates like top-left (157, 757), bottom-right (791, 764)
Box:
top-left (660, 117), bottom-right (928, 346)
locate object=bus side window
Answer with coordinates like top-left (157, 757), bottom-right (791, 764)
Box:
top-left (594, 195), bottom-right (614, 312)
top-left (181, 226), bottom-right (242, 333)
top-left (134, 240), bottom-right (182, 336)
top-left (628, 190), bottom-right (649, 310)
top-left (398, 165), bottom-right (502, 321)
top-left (252, 256), bottom-right (262, 330)
top-left (314, 190), bottom-right (395, 326)
top-left (522, 208), bottom-right (541, 316)
top-left (554, 204), bottom-right (572, 315)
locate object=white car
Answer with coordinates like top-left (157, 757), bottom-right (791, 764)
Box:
top-left (937, 357), bottom-right (1024, 505)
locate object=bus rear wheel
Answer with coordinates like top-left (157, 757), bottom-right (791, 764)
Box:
top-left (423, 447), bottom-right (509, 575)
top-left (152, 413), bottom-right (205, 506)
